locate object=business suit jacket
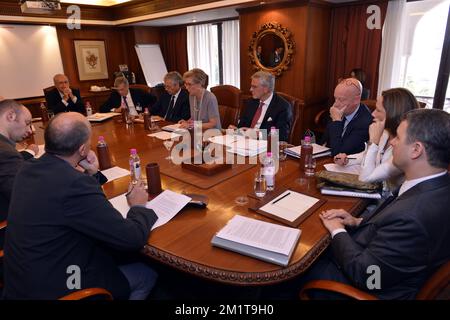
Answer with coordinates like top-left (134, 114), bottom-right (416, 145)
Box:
top-left (0, 134), bottom-right (33, 220)
top-left (238, 93), bottom-right (293, 142)
top-left (151, 89), bottom-right (190, 122)
top-left (100, 88), bottom-right (156, 113)
top-left (321, 103), bottom-right (373, 156)
top-left (44, 87), bottom-right (85, 115)
top-left (3, 153), bottom-right (158, 299)
top-left (331, 174), bottom-right (450, 299)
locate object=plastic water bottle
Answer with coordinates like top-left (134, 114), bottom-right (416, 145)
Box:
top-left (300, 135), bottom-right (313, 172)
top-left (97, 136), bottom-right (112, 170)
top-left (262, 152), bottom-right (275, 191)
top-left (85, 101), bottom-right (93, 116)
top-left (129, 148), bottom-right (141, 184)
top-left (268, 126), bottom-right (279, 156)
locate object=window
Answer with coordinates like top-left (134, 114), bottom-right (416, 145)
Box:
top-left (187, 20), bottom-right (240, 89)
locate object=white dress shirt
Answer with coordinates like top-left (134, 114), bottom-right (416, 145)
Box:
top-left (122, 91), bottom-right (138, 116)
top-left (254, 92), bottom-right (273, 129)
top-left (59, 91), bottom-right (78, 107)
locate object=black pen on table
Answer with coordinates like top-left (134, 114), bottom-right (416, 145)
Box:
top-left (272, 192), bottom-right (291, 204)
top-left (334, 157), bottom-right (356, 160)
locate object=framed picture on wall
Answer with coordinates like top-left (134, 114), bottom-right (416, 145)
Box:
top-left (74, 40), bottom-right (109, 81)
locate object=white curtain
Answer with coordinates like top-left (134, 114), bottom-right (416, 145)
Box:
top-left (377, 0), bottom-right (408, 94)
top-left (187, 24), bottom-right (219, 88)
top-left (222, 20), bottom-right (240, 88)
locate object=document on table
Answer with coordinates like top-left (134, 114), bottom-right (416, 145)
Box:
top-left (162, 123), bottom-right (182, 132)
top-left (259, 190), bottom-right (320, 223)
top-left (108, 190), bottom-right (191, 230)
top-left (324, 163), bottom-right (361, 175)
top-left (147, 131), bottom-right (182, 140)
top-left (101, 166), bottom-right (130, 181)
top-left (214, 215), bottom-right (301, 257)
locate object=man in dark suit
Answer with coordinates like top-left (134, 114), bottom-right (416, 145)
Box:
top-left (44, 74), bottom-right (85, 115)
top-left (308, 109), bottom-right (450, 299)
top-left (0, 100), bottom-right (38, 218)
top-left (232, 71), bottom-right (292, 142)
top-left (100, 76), bottom-right (156, 114)
top-left (151, 71), bottom-right (190, 122)
top-left (321, 78), bottom-right (373, 156)
top-left (3, 112), bottom-right (158, 300)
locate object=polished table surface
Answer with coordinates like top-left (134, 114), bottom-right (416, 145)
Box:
top-left (30, 117), bottom-right (368, 286)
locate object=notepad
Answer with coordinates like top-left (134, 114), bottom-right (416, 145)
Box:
top-left (284, 143), bottom-right (331, 158)
top-left (109, 190), bottom-right (191, 230)
top-left (162, 123), bottom-right (183, 132)
top-left (211, 215), bottom-right (301, 266)
top-left (259, 190), bottom-right (320, 223)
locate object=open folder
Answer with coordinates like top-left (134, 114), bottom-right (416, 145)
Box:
top-left (250, 189), bottom-right (326, 227)
top-left (211, 215), bottom-right (301, 266)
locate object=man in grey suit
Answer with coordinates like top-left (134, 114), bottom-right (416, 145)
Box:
top-left (0, 100), bottom-right (38, 218)
top-left (311, 109), bottom-right (450, 299)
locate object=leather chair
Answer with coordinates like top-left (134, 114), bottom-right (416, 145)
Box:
top-left (129, 84), bottom-right (151, 94)
top-left (0, 220), bottom-right (112, 300)
top-left (210, 85), bottom-right (242, 129)
top-left (299, 260), bottom-right (450, 300)
top-left (276, 92), bottom-right (302, 144)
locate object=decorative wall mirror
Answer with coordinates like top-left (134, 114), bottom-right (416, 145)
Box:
top-left (248, 22), bottom-right (295, 77)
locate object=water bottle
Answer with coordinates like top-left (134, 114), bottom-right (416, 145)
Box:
top-left (85, 101), bottom-right (93, 116)
top-left (300, 135), bottom-right (313, 172)
top-left (262, 152), bottom-right (275, 191)
top-left (40, 102), bottom-right (49, 123)
top-left (97, 136), bottom-right (112, 170)
top-left (129, 149), bottom-right (141, 184)
top-left (268, 126), bottom-right (279, 156)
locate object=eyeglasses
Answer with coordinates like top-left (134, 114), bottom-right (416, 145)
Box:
top-left (339, 79), bottom-right (361, 95)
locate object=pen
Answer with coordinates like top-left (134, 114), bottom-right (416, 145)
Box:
top-left (272, 192), bottom-right (291, 204)
top-left (335, 157), bottom-right (356, 160)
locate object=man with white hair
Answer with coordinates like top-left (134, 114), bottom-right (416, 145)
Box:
top-left (232, 71), bottom-right (292, 142)
top-left (321, 78), bottom-right (373, 156)
top-left (44, 74), bottom-right (85, 115)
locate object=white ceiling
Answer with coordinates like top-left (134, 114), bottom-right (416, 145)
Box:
top-left (128, 0), bottom-right (357, 27)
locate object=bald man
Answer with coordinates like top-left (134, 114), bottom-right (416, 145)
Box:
top-left (4, 112), bottom-right (158, 300)
top-left (321, 78), bottom-right (373, 156)
top-left (44, 74), bottom-right (85, 115)
top-left (0, 99), bottom-right (38, 218)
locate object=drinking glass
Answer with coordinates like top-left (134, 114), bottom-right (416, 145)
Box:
top-left (254, 170), bottom-right (267, 198)
top-left (279, 141), bottom-right (288, 161)
top-left (163, 139), bottom-right (174, 161)
top-left (304, 154), bottom-right (316, 176)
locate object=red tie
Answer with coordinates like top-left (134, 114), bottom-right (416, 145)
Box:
top-left (250, 101), bottom-right (264, 128)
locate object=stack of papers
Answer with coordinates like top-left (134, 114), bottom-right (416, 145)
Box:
top-left (284, 143), bottom-right (331, 159)
top-left (162, 123), bottom-right (183, 132)
top-left (109, 190), bottom-right (191, 230)
top-left (324, 163), bottom-right (361, 175)
top-left (211, 215), bottom-right (301, 266)
top-left (87, 112), bottom-right (120, 122)
top-left (101, 166), bottom-right (130, 181)
top-left (148, 131), bottom-right (182, 140)
top-left (209, 134), bottom-right (267, 157)
top-left (320, 187), bottom-right (381, 199)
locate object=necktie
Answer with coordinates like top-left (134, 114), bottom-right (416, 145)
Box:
top-left (341, 117), bottom-right (349, 137)
top-left (164, 95), bottom-right (175, 120)
top-left (122, 96), bottom-right (129, 112)
top-left (250, 101), bottom-right (264, 129)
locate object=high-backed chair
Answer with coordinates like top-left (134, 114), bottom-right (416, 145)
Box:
top-left (0, 220), bottom-right (112, 300)
top-left (210, 85), bottom-right (242, 129)
top-left (129, 84), bottom-right (151, 94)
top-left (299, 260), bottom-right (450, 300)
top-left (276, 92), bottom-right (301, 144)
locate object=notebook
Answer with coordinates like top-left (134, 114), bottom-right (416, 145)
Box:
top-left (320, 187), bottom-right (382, 199)
top-left (284, 143), bottom-right (331, 159)
top-left (87, 112), bottom-right (120, 122)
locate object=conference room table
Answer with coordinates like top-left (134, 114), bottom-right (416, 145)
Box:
top-left (30, 116), bottom-right (368, 286)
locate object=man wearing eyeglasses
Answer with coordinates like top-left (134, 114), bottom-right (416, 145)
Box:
top-left (151, 72), bottom-right (190, 122)
top-left (321, 78), bottom-right (373, 156)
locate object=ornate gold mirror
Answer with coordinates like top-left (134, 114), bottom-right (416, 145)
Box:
top-left (248, 22), bottom-right (295, 77)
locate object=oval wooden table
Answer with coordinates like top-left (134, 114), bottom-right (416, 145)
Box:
top-left (31, 117), bottom-right (368, 286)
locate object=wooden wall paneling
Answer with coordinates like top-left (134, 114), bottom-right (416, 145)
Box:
top-left (56, 25), bottom-right (128, 94)
top-left (239, 5), bottom-right (308, 99)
